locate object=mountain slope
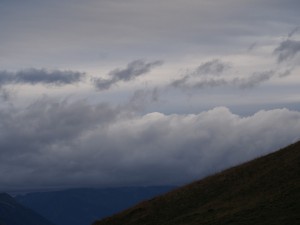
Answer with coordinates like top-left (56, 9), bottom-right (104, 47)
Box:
top-left (16, 186), bottom-right (174, 225)
top-left (93, 140), bottom-right (300, 225)
top-left (0, 193), bottom-right (55, 225)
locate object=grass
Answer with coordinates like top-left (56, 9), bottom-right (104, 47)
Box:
top-left (92, 140), bottom-right (300, 225)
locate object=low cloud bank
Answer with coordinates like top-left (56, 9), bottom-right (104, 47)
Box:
top-left (0, 99), bottom-right (299, 191)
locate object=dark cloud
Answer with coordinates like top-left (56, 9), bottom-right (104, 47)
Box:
top-left (92, 78), bottom-right (115, 91)
top-left (15, 69), bottom-right (84, 85)
top-left (278, 69), bottom-right (293, 77)
top-left (171, 75), bottom-right (190, 88)
top-left (170, 38), bottom-right (299, 90)
top-left (0, 98), bottom-right (118, 152)
top-left (171, 59), bottom-right (231, 89)
top-left (193, 59), bottom-right (231, 76)
top-left (274, 39), bottom-right (300, 63)
top-left (191, 71), bottom-right (273, 89)
top-left (126, 88), bottom-right (162, 112)
top-left (171, 69), bottom-right (275, 90)
top-left (0, 71), bottom-right (12, 86)
top-left (0, 88), bottom-right (12, 101)
top-left (0, 69), bottom-right (85, 86)
top-left (109, 60), bottom-right (164, 81)
top-left (247, 42), bottom-right (257, 52)
top-left (193, 78), bottom-right (228, 89)
top-left (233, 71), bottom-right (275, 89)
top-left (93, 60), bottom-right (163, 91)
top-left (151, 87), bottom-right (161, 102)
top-left (0, 0), bottom-right (300, 193)
top-left (288, 26), bottom-right (300, 38)
top-left (0, 100), bottom-right (299, 191)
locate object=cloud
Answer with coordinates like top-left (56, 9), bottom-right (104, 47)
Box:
top-left (171, 59), bottom-right (231, 89)
top-left (171, 75), bottom-right (190, 88)
top-left (0, 98), bottom-right (299, 191)
top-left (2, 0), bottom-right (299, 71)
top-left (170, 37), bottom-right (299, 91)
top-left (278, 69), bottom-right (293, 78)
top-left (1, 0), bottom-right (300, 192)
top-left (247, 42), bottom-right (257, 52)
top-left (109, 60), bottom-right (164, 81)
top-left (288, 26), bottom-right (300, 38)
top-left (93, 60), bottom-right (163, 90)
top-left (0, 69), bottom-right (85, 87)
top-left (233, 70), bottom-right (275, 89)
top-left (193, 59), bottom-right (231, 76)
top-left (171, 70), bottom-right (275, 90)
top-left (93, 78), bottom-right (115, 91)
top-left (274, 39), bottom-right (300, 63)
top-left (193, 78), bottom-right (228, 89)
top-left (0, 88), bottom-right (12, 101)
top-left (126, 88), bottom-right (162, 112)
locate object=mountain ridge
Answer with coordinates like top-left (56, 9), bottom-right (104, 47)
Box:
top-left (16, 186), bottom-right (174, 225)
top-left (92, 140), bottom-right (300, 225)
top-left (0, 193), bottom-right (55, 225)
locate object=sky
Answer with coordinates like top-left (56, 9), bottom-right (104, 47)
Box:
top-left (0, 0), bottom-right (300, 192)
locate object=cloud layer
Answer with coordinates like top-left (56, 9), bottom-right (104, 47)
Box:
top-left (0, 1), bottom-right (299, 193)
top-left (1, 99), bottom-right (299, 191)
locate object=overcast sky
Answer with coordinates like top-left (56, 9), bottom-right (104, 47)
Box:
top-left (0, 0), bottom-right (300, 192)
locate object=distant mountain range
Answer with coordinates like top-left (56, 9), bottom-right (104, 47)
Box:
top-left (3, 140), bottom-right (299, 225)
top-left (15, 186), bottom-right (174, 225)
top-left (0, 193), bottom-right (54, 225)
top-left (92, 140), bottom-right (300, 225)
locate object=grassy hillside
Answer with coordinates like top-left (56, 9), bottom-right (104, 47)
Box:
top-left (93, 140), bottom-right (300, 225)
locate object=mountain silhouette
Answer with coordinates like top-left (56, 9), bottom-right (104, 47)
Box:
top-left (0, 193), bottom-right (55, 225)
top-left (16, 186), bottom-right (174, 225)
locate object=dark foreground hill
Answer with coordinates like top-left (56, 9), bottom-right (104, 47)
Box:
top-left (0, 193), bottom-right (55, 225)
top-left (16, 186), bottom-right (174, 225)
top-left (93, 140), bottom-right (300, 225)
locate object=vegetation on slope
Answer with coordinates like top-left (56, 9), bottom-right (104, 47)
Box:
top-left (93, 140), bottom-right (300, 225)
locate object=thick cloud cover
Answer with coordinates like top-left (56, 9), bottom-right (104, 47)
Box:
top-left (0, 98), bottom-right (299, 191)
top-left (0, 0), bottom-right (300, 193)
top-left (0, 69), bottom-right (85, 86)
top-left (93, 60), bottom-right (163, 90)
